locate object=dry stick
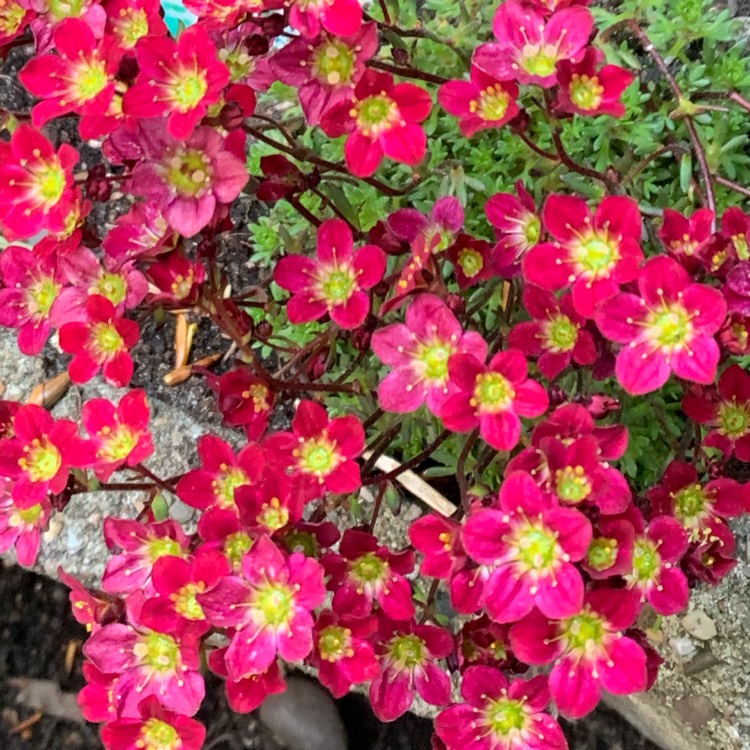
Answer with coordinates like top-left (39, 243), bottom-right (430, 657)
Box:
top-left (627, 21), bottom-right (716, 227)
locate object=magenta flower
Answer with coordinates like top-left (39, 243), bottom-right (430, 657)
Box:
top-left (103, 0), bottom-right (168, 50)
top-left (474, 0), bottom-right (593, 88)
top-left (130, 124), bottom-right (248, 238)
top-left (240, 473), bottom-right (304, 535)
top-left (0, 124), bottom-right (78, 239)
top-left (274, 218), bottom-right (385, 329)
top-left (441, 349), bottom-right (549, 451)
top-left (510, 588), bottom-right (647, 718)
top-left (123, 25), bottom-right (230, 139)
top-left (523, 194), bottom-right (644, 318)
top-left (486, 183), bottom-right (541, 273)
top-left (372, 294), bottom-right (488, 416)
top-left (324, 529), bottom-right (416, 621)
top-left (102, 203), bottom-right (172, 263)
top-left (462, 471), bottom-right (591, 622)
top-left (270, 23), bottom-right (378, 125)
top-left (370, 618), bottom-right (453, 721)
top-left (146, 251), bottom-right (206, 305)
top-left (684, 520), bottom-right (738, 585)
top-left (0, 0), bottom-right (33, 48)
top-left (198, 535), bottom-right (326, 679)
top-left (100, 696), bottom-right (206, 750)
top-left (0, 403), bottom-right (94, 504)
top-left (447, 235), bottom-right (495, 289)
top-left (595, 256), bottom-right (727, 394)
top-left (0, 479), bottom-right (51, 566)
top-left (19, 18), bottom-right (119, 139)
top-left (436, 667), bottom-right (567, 750)
top-left (683, 364), bottom-right (750, 459)
top-left (321, 70), bottom-right (432, 177)
top-left (309, 609), bottom-right (379, 698)
top-left (82, 389), bottom-right (153, 481)
top-left (508, 286), bottom-right (597, 379)
top-left (288, 0), bottom-right (362, 38)
top-left (556, 47), bottom-right (634, 118)
top-left (101, 517), bottom-right (189, 595)
top-left (83, 598), bottom-right (204, 718)
top-left (263, 399), bottom-right (364, 501)
top-left (409, 514), bottom-right (464, 579)
top-left (647, 460), bottom-right (744, 543)
top-left (438, 65), bottom-right (519, 137)
top-left (59, 296), bottom-right (140, 388)
top-left (582, 517), bottom-right (635, 580)
top-left (624, 514), bottom-right (690, 615)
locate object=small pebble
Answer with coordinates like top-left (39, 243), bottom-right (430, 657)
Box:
top-left (682, 609), bottom-right (717, 641)
top-left (670, 636), bottom-right (697, 660)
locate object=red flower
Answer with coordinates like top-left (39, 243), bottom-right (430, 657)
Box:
top-left (103, 0), bottom-right (167, 50)
top-left (647, 460), bottom-right (744, 542)
top-left (82, 389), bottom-right (153, 481)
top-left (309, 609), bottom-right (379, 698)
top-left (321, 70), bottom-right (432, 177)
top-left (274, 218), bottom-right (385, 329)
top-left (462, 472), bottom-right (591, 622)
top-left (508, 286), bottom-right (597, 379)
top-left (485, 182), bottom-right (541, 273)
top-left (556, 47), bottom-right (634, 118)
top-left (102, 203), bottom-right (172, 263)
top-left (441, 349), bottom-right (549, 451)
top-left (474, 0), bottom-right (593, 88)
top-left (146, 251), bottom-right (206, 305)
top-left (101, 696), bottom-right (205, 750)
top-left (409, 513), bottom-right (464, 579)
top-left (581, 518), bottom-right (635, 580)
top-left (324, 529), bottom-right (415, 621)
top-left (0, 479), bottom-right (51, 566)
top-left (658, 207), bottom-right (715, 268)
top-left (19, 18), bottom-right (120, 139)
top-left (59, 568), bottom-right (123, 634)
top-left (263, 399), bottom-right (364, 500)
top-left (510, 588), bottom-right (647, 718)
top-left (523, 194), bottom-right (644, 318)
top-left (198, 535), bottom-right (326, 679)
top-left (270, 23), bottom-right (378, 125)
top-left (0, 0), bottom-right (33, 47)
top-left (0, 404), bottom-right (93, 504)
top-left (683, 364), bottom-right (750, 460)
top-left (0, 124), bottom-right (78, 239)
top-left (595, 256), bottom-right (726, 394)
top-left (438, 65), bottom-right (519, 137)
top-left (436, 668), bottom-right (567, 750)
top-left (372, 294), bottom-right (488, 416)
top-left (684, 520), bottom-right (738, 585)
top-left (123, 26), bottom-right (230, 139)
top-left (288, 0), bottom-right (362, 39)
top-left (59, 295), bottom-right (140, 387)
top-left (447, 235), bottom-right (494, 288)
top-left (370, 617), bottom-right (453, 721)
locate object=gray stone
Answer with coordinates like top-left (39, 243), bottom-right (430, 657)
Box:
top-left (682, 610), bottom-right (718, 641)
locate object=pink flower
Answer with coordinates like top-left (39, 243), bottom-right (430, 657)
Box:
top-left (485, 182), bottom-right (541, 272)
top-left (308, 609), bottom-right (379, 698)
top-left (523, 194), bottom-right (644, 318)
top-left (683, 364), bottom-right (750, 460)
top-left (83, 597), bottom-right (204, 718)
top-left (82, 389), bottom-right (153, 481)
top-left (19, 18), bottom-right (120, 139)
top-left (595, 256), bottom-right (727, 394)
top-left (436, 667), bottom-right (567, 750)
top-left (102, 203), bottom-right (172, 262)
top-left (59, 295), bottom-right (140, 387)
top-left (474, 0), bottom-right (593, 88)
top-left (456, 615), bottom-right (518, 672)
top-left (288, 0), bottom-right (362, 39)
top-left (647, 460), bottom-right (744, 543)
top-left (130, 124), bottom-right (248, 238)
top-left (624, 514), bottom-right (690, 615)
top-left (240, 473), bottom-right (304, 535)
top-left (59, 568), bottom-right (123, 635)
top-left (123, 26), bottom-right (230, 139)
top-left (263, 399), bottom-right (364, 501)
top-left (581, 517), bottom-right (635, 579)
top-left (100, 696), bottom-right (206, 750)
top-left (659, 207), bottom-right (715, 269)
top-left (0, 404), bottom-right (94, 504)
top-left (0, 124), bottom-right (78, 239)
top-left (270, 23), bottom-right (378, 125)
top-left (510, 588), bottom-right (647, 718)
top-left (684, 520), bottom-right (738, 585)
top-left (556, 47), bottom-right (634, 118)
top-left (441, 349), bottom-right (549, 451)
top-left (508, 286), bottom-right (597, 379)
top-left (372, 294), bottom-right (488, 416)
top-left (103, 0), bottom-right (167, 50)
top-left (409, 513), bottom-right (464, 579)
top-left (198, 535), bottom-right (326, 679)
top-left (370, 617), bottom-right (453, 721)
top-left (438, 65), bottom-right (519, 137)
top-left (0, 479), bottom-right (51, 566)
top-left (324, 529), bottom-right (416, 621)
top-left (274, 218), bottom-right (385, 329)
top-left (321, 70), bottom-right (432, 177)
top-left (101, 517), bottom-right (190, 595)
top-left (462, 471), bottom-right (591, 622)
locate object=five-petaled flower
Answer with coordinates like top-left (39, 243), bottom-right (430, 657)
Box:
top-left (288, 0), bottom-right (363, 39)
top-left (595, 256), bottom-right (727, 394)
top-left (274, 218), bottom-right (386, 329)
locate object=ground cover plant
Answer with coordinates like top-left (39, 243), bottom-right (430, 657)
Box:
top-left (1, 0), bottom-right (750, 747)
